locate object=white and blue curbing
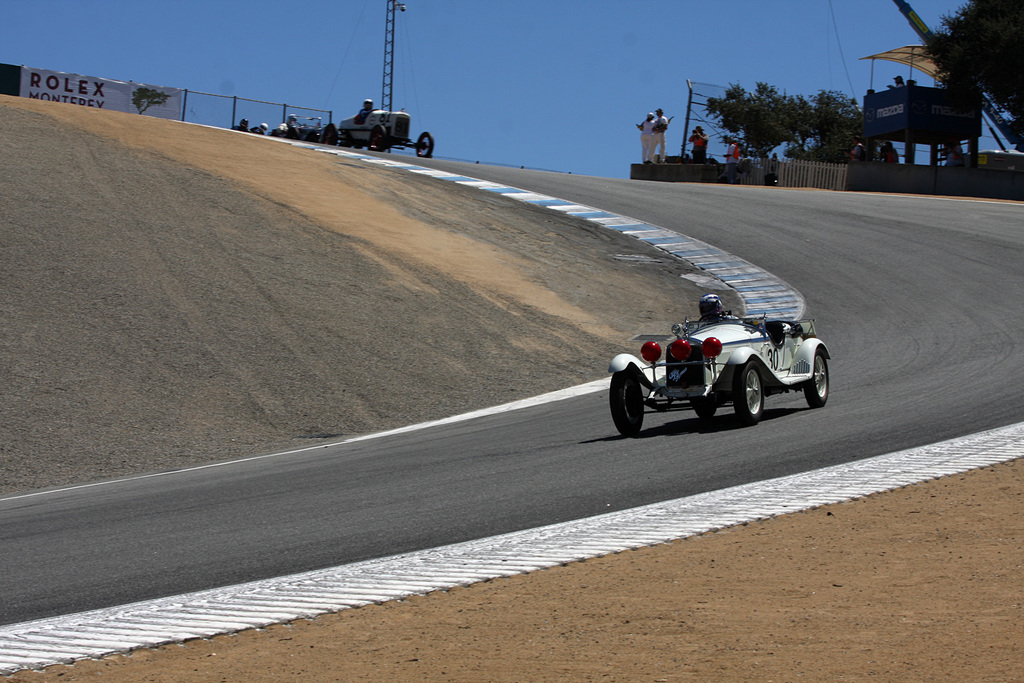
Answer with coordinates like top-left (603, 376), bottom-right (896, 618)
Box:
top-left (300, 144), bottom-right (805, 319)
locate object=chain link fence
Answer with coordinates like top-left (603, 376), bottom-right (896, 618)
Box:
top-left (180, 90), bottom-right (332, 133)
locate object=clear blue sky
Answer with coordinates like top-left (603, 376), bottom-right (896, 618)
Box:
top-left (2, 0), bottom-right (979, 179)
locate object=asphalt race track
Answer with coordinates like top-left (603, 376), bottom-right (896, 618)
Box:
top-left (2, 158), bottom-right (1023, 627)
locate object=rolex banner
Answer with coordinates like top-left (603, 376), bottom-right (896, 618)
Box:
top-left (18, 66), bottom-right (182, 120)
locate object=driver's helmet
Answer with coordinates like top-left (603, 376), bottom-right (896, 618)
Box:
top-left (363, 99), bottom-right (373, 109)
top-left (287, 114), bottom-right (297, 125)
top-left (260, 122), bottom-right (268, 132)
top-left (698, 293), bottom-right (724, 319)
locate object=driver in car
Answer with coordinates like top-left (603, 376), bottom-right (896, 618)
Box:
top-left (355, 99), bottom-right (374, 125)
top-left (698, 293), bottom-right (735, 321)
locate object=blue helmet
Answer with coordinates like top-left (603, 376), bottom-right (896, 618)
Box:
top-left (699, 293), bottom-right (724, 319)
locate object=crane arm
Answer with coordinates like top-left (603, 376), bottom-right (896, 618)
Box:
top-left (891, 0), bottom-right (935, 42)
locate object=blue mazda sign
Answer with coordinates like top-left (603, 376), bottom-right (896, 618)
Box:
top-left (863, 85), bottom-right (981, 139)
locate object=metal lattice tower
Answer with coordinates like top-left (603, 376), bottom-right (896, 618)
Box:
top-left (382, 1), bottom-right (404, 112)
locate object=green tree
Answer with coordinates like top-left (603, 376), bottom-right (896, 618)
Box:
top-left (705, 83), bottom-right (861, 163)
top-left (788, 90), bottom-right (863, 163)
top-left (928, 0), bottom-right (1024, 137)
top-left (131, 87), bottom-right (171, 115)
top-left (705, 82), bottom-right (794, 158)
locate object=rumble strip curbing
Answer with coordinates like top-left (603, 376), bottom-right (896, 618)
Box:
top-left (295, 143), bottom-right (805, 319)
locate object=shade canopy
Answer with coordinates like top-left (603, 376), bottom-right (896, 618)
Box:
top-left (860, 45), bottom-right (939, 80)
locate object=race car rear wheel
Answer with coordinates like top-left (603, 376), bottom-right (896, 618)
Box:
top-left (732, 362), bottom-right (763, 426)
top-left (610, 370), bottom-right (645, 437)
top-left (369, 124), bottom-right (389, 151)
top-left (803, 349), bottom-right (829, 408)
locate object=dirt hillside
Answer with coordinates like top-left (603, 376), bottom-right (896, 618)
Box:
top-left (0, 95), bottom-right (712, 494)
top-left (2, 97), bottom-right (1021, 681)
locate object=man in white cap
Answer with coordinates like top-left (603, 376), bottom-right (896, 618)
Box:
top-left (637, 112), bottom-right (655, 163)
top-left (652, 108), bottom-right (669, 162)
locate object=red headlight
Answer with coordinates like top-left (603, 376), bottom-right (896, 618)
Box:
top-left (640, 341), bottom-right (662, 363)
top-left (702, 337), bottom-right (723, 359)
top-left (669, 339), bottom-right (691, 361)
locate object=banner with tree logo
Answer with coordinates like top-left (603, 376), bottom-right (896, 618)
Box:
top-left (18, 66), bottom-right (182, 119)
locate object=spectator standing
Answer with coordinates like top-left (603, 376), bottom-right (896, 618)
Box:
top-left (652, 108), bottom-right (670, 163)
top-left (724, 137), bottom-right (741, 184)
top-left (850, 135), bottom-right (866, 162)
top-left (881, 140), bottom-right (899, 163)
top-left (765, 153), bottom-right (779, 185)
top-left (637, 112), bottom-right (655, 164)
top-left (689, 126), bottom-right (709, 164)
top-left (945, 139), bottom-right (964, 166)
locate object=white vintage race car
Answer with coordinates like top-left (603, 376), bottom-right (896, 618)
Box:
top-left (608, 315), bottom-right (830, 436)
top-left (321, 109), bottom-right (434, 157)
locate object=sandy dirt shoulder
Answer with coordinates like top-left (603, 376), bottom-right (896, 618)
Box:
top-left (2, 98), bottom-right (1021, 681)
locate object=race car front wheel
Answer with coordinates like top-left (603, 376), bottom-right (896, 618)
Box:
top-left (732, 362), bottom-right (764, 426)
top-left (610, 370), bottom-right (645, 437)
top-left (416, 131), bottom-right (435, 158)
top-left (691, 397), bottom-right (717, 420)
top-left (321, 123), bottom-right (339, 146)
top-left (803, 349), bottom-right (829, 408)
